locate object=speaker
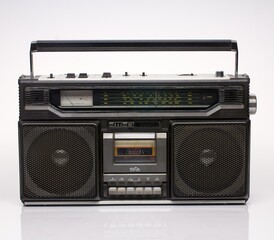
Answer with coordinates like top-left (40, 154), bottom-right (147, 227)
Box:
top-left (19, 122), bottom-right (98, 200)
top-left (171, 121), bottom-right (249, 199)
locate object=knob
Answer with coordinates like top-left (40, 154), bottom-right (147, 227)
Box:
top-left (249, 94), bottom-right (257, 115)
top-left (141, 72), bottom-right (146, 76)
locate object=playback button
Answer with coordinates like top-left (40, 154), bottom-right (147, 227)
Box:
top-left (153, 187), bottom-right (162, 196)
top-left (108, 187), bottom-right (117, 196)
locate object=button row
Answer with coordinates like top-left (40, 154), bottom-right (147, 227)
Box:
top-left (109, 187), bottom-right (162, 196)
top-left (104, 174), bottom-right (166, 184)
top-left (62, 72), bottom-right (149, 79)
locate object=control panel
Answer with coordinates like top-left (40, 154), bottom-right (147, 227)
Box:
top-left (103, 174), bottom-right (167, 198)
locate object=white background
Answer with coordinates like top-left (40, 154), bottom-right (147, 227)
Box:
top-left (0, 0), bottom-right (273, 239)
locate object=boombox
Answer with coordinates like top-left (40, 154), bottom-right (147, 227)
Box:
top-left (18, 40), bottom-right (257, 205)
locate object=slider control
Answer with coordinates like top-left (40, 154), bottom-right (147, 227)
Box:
top-left (66, 73), bottom-right (76, 78)
top-left (215, 71), bottom-right (224, 77)
top-left (102, 72), bottom-right (112, 78)
top-left (78, 73), bottom-right (88, 78)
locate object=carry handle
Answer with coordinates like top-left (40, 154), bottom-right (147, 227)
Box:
top-left (30, 40), bottom-right (238, 78)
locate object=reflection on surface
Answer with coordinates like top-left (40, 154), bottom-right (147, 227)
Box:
top-left (21, 205), bottom-right (248, 240)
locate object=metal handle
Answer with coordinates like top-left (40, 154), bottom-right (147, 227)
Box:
top-left (30, 40), bottom-right (239, 78)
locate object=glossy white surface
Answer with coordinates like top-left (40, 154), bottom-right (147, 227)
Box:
top-left (1, 0), bottom-right (274, 239)
top-left (20, 206), bottom-right (248, 240)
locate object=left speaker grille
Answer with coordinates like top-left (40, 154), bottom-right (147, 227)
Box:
top-left (21, 124), bottom-right (97, 199)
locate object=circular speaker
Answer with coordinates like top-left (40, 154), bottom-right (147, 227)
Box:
top-left (23, 125), bottom-right (96, 198)
top-left (174, 124), bottom-right (246, 196)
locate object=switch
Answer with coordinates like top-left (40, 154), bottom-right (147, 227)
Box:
top-left (102, 72), bottom-right (112, 78)
top-left (136, 187), bottom-right (144, 195)
top-left (79, 73), bottom-right (88, 78)
top-left (153, 187), bottom-right (162, 196)
top-left (109, 187), bottom-right (117, 196)
top-left (144, 187), bottom-right (153, 195)
top-left (124, 72), bottom-right (129, 76)
top-left (215, 71), bottom-right (224, 77)
top-left (66, 73), bottom-right (76, 78)
top-left (117, 187), bottom-right (126, 195)
top-left (127, 187), bottom-right (135, 195)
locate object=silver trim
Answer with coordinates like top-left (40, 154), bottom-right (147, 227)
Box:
top-left (115, 132), bottom-right (155, 139)
top-left (156, 133), bottom-right (167, 139)
top-left (103, 133), bottom-right (113, 139)
top-left (24, 200), bottom-right (246, 206)
top-left (25, 104), bottom-right (244, 118)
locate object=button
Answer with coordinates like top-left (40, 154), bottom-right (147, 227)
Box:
top-left (78, 73), bottom-right (88, 78)
top-left (66, 73), bottom-right (76, 78)
top-left (215, 71), bottom-right (224, 77)
top-left (102, 72), bottom-right (112, 78)
top-left (117, 187), bottom-right (126, 195)
top-left (144, 187), bottom-right (153, 195)
top-left (127, 187), bottom-right (135, 195)
top-left (153, 187), bottom-right (162, 196)
top-left (135, 187), bottom-right (144, 195)
top-left (141, 72), bottom-right (146, 76)
top-left (124, 72), bottom-right (129, 76)
top-left (109, 187), bottom-right (117, 196)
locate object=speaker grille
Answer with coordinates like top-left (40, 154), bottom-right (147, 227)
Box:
top-left (21, 124), bottom-right (97, 199)
top-left (25, 89), bottom-right (49, 105)
top-left (172, 122), bottom-right (247, 198)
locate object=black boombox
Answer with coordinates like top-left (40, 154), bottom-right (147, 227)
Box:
top-left (18, 40), bottom-right (257, 205)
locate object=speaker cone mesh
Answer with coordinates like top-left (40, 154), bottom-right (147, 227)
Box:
top-left (21, 124), bottom-right (97, 199)
top-left (172, 122), bottom-right (247, 198)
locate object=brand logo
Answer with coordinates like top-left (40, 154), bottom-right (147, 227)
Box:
top-left (129, 166), bottom-right (141, 172)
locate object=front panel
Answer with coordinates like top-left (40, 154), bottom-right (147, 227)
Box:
top-left (18, 75), bottom-right (253, 205)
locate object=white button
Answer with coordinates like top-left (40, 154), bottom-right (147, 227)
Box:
top-left (117, 187), bottom-right (126, 195)
top-left (144, 187), bottom-right (153, 195)
top-left (136, 187), bottom-right (144, 195)
top-left (153, 187), bottom-right (162, 195)
top-left (127, 187), bottom-right (135, 195)
top-left (109, 187), bottom-right (117, 196)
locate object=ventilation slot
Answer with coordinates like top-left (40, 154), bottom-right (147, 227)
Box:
top-left (25, 90), bottom-right (49, 105)
top-left (220, 88), bottom-right (243, 104)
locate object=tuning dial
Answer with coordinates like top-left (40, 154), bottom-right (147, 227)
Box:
top-left (249, 94), bottom-right (257, 115)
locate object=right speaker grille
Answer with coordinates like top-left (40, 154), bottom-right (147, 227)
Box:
top-left (172, 122), bottom-right (248, 198)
